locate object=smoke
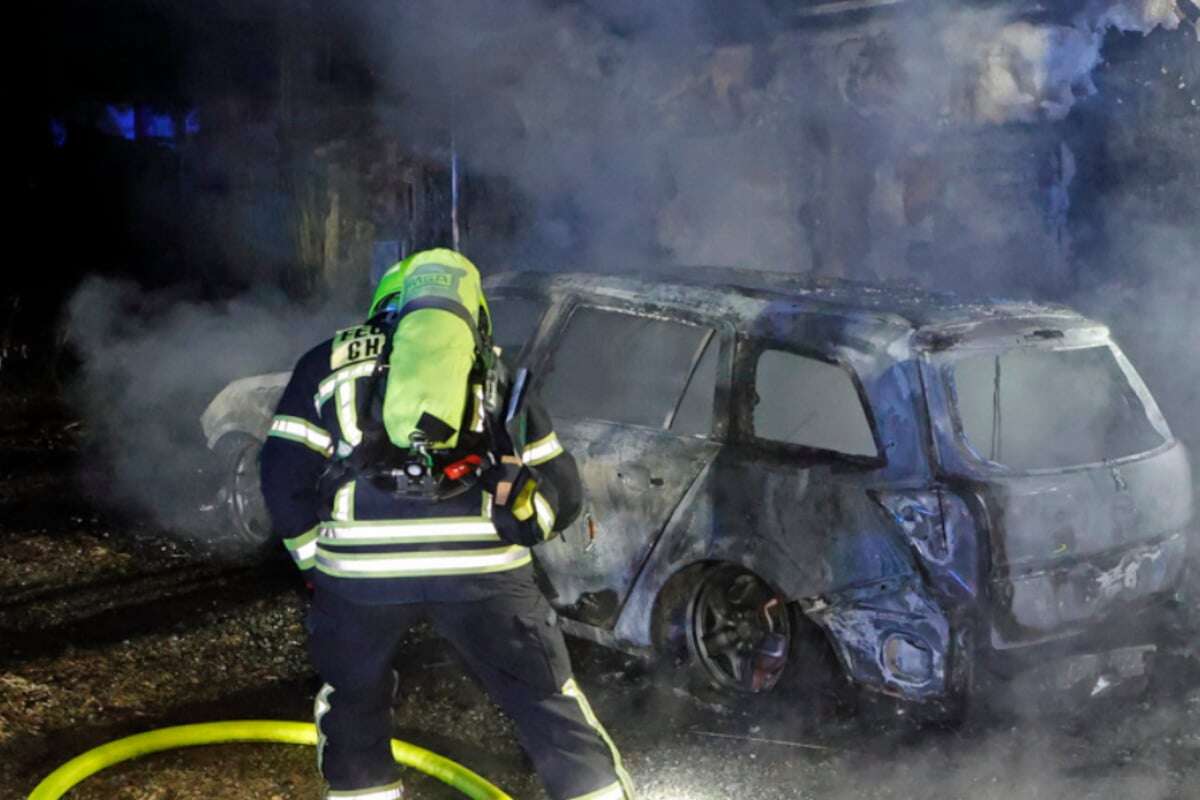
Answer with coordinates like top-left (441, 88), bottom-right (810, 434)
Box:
top-left (60, 0), bottom-right (1199, 526)
top-left (966, 18), bottom-right (1104, 124)
top-left (1090, 0), bottom-right (1187, 32)
top-left (50, 1), bottom-right (1200, 795)
top-left (317, 4), bottom-right (1200, 798)
top-left (65, 277), bottom-right (355, 535)
top-left (55, 0), bottom-right (1200, 559)
top-left (327, 0), bottom-right (1192, 292)
top-left (352, 0), bottom-right (839, 268)
top-left (955, 0), bottom-right (1184, 126)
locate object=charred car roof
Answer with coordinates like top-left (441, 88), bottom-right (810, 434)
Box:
top-left (486, 267), bottom-right (1098, 356)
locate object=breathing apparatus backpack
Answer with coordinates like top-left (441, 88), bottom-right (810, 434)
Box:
top-left (318, 250), bottom-right (530, 507)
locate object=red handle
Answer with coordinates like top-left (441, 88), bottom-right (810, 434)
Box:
top-left (443, 454), bottom-right (483, 481)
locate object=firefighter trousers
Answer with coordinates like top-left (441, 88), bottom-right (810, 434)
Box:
top-left (307, 579), bottom-right (635, 800)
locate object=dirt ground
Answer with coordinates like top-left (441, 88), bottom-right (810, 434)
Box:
top-left (5, 383), bottom-right (1200, 800)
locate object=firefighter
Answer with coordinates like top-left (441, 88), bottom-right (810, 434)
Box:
top-left (260, 248), bottom-right (634, 800)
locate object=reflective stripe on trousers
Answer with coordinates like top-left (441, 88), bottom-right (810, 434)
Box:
top-left (314, 683), bottom-right (333, 776)
top-left (308, 580), bottom-right (629, 800)
top-left (561, 678), bottom-right (636, 799)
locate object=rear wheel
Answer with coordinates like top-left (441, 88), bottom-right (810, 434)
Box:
top-left (656, 564), bottom-right (837, 700)
top-left (689, 565), bottom-right (791, 692)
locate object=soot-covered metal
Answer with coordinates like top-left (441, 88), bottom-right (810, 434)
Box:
top-left (203, 268), bottom-right (1196, 711)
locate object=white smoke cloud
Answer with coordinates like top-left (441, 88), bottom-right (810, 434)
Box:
top-left (969, 21), bottom-right (1103, 124)
top-left (64, 0), bottom-right (1200, 546)
top-left (66, 277), bottom-right (356, 535)
top-left (959, 0), bottom-right (1185, 126)
top-left (1085, 0), bottom-right (1184, 32)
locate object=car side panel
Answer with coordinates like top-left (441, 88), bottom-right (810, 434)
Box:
top-left (612, 453), bottom-right (955, 699)
top-left (611, 452), bottom-right (919, 644)
top-left (537, 420), bottom-right (721, 626)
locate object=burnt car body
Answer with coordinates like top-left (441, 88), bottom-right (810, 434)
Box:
top-left (201, 269), bottom-right (1194, 707)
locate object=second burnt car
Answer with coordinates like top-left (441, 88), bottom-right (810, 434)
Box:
top-left (201, 268), bottom-right (1195, 711)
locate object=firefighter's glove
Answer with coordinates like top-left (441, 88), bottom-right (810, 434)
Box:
top-left (484, 455), bottom-right (559, 551)
top-left (481, 455), bottom-right (536, 510)
top-left (482, 456), bottom-right (548, 547)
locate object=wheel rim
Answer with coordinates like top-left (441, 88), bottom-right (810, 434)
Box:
top-left (228, 442), bottom-right (270, 546)
top-left (690, 569), bottom-right (790, 693)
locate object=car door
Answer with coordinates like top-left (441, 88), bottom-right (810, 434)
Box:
top-left (531, 301), bottom-right (728, 627)
top-left (712, 340), bottom-right (896, 596)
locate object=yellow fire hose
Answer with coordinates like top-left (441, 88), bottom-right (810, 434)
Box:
top-left (27, 720), bottom-right (513, 800)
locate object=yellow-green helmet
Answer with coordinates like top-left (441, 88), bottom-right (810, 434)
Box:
top-left (369, 248), bottom-right (490, 321)
top-left (370, 249), bottom-right (494, 450)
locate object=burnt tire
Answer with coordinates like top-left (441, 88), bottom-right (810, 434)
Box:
top-left (654, 564), bottom-right (841, 704)
top-left (211, 433), bottom-right (273, 557)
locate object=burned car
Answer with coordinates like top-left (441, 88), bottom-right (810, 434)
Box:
top-left (201, 269), bottom-right (1194, 710)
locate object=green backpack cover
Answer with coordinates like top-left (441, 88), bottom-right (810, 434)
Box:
top-left (374, 249), bottom-right (490, 451)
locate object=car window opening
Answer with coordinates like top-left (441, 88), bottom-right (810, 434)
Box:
top-left (752, 350), bottom-right (878, 458)
top-left (489, 296), bottom-right (548, 357)
top-left (952, 345), bottom-right (1165, 471)
top-left (542, 307), bottom-right (717, 433)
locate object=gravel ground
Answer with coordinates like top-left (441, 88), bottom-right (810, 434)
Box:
top-left (5, 385), bottom-right (1200, 800)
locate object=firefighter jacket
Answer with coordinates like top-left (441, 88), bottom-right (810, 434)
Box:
top-left (260, 322), bottom-right (582, 604)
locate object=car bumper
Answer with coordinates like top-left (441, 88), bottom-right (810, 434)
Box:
top-left (990, 531), bottom-right (1188, 650)
top-left (803, 575), bottom-right (954, 703)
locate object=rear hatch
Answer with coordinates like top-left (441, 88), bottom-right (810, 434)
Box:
top-left (923, 322), bottom-right (1192, 648)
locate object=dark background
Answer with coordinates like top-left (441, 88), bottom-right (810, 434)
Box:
top-left (8, 0), bottom-right (1200, 444)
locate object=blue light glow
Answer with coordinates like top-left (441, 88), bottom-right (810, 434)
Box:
top-left (104, 105), bottom-right (137, 141)
top-left (94, 104), bottom-right (199, 144)
top-left (49, 119), bottom-right (67, 148)
top-left (142, 110), bottom-right (176, 140)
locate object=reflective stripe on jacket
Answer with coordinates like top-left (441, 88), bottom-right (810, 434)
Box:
top-left (259, 321), bottom-right (582, 586)
top-left (311, 489), bottom-right (532, 579)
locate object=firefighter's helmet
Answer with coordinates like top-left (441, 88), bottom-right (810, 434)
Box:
top-left (369, 248), bottom-right (487, 319)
